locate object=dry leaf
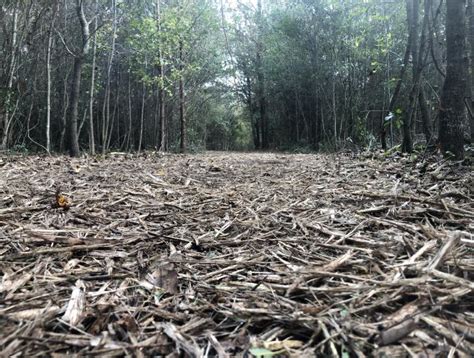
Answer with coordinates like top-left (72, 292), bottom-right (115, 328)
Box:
top-left (62, 280), bottom-right (86, 326)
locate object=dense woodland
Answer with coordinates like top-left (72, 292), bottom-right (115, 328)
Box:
top-left (1, 1), bottom-right (473, 356)
top-left (0, 0), bottom-right (473, 158)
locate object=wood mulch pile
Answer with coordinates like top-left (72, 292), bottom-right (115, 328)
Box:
top-left (0, 151), bottom-right (473, 357)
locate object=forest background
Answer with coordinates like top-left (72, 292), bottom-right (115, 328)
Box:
top-left (0, 0), bottom-right (472, 158)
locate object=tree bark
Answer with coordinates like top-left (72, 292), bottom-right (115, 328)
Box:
top-left (67, 0), bottom-right (90, 157)
top-left (402, 0), bottom-right (419, 153)
top-left (467, 0), bottom-right (474, 141)
top-left (384, 33), bottom-right (411, 150)
top-left (101, 0), bottom-right (116, 154)
top-left (438, 0), bottom-right (468, 159)
top-left (46, 2), bottom-right (58, 154)
top-left (124, 70), bottom-right (132, 151)
top-left (157, 0), bottom-right (167, 152)
top-left (179, 41), bottom-right (186, 153)
top-left (88, 0), bottom-right (98, 155)
top-left (419, 88), bottom-right (433, 145)
top-left (417, 0), bottom-right (434, 146)
top-left (1, 4), bottom-right (18, 150)
top-left (138, 77), bottom-right (146, 153)
top-left (256, 0), bottom-right (267, 149)
top-left (68, 56), bottom-right (83, 157)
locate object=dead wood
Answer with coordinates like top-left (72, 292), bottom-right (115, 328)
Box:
top-left (0, 151), bottom-right (472, 356)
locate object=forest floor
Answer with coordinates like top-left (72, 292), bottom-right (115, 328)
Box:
top-left (0, 151), bottom-right (473, 357)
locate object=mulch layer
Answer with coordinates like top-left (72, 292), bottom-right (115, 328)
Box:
top-left (0, 151), bottom-right (473, 357)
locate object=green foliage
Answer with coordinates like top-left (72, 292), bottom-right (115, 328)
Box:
top-left (10, 144), bottom-right (29, 154)
top-left (203, 96), bottom-right (252, 151)
top-left (0, 0), bottom-right (440, 154)
top-left (353, 116), bottom-right (378, 150)
top-left (0, 89), bottom-right (18, 113)
top-left (248, 348), bottom-right (284, 357)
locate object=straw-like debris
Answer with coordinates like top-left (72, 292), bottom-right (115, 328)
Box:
top-left (0, 151), bottom-right (472, 357)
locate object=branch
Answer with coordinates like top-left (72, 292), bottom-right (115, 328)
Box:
top-left (54, 27), bottom-right (77, 57)
top-left (76, 0), bottom-right (90, 55)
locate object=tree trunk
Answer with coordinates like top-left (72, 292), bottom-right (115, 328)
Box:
top-left (46, 2), bottom-right (58, 154)
top-left (419, 89), bottom-right (433, 145)
top-left (332, 65), bottom-right (337, 150)
top-left (101, 0), bottom-right (116, 154)
top-left (106, 79), bottom-right (119, 150)
top-left (67, 0), bottom-right (90, 157)
top-left (157, 0), bottom-right (167, 152)
top-left (179, 42), bottom-right (186, 153)
top-left (438, 0), bottom-right (468, 159)
top-left (402, 0), bottom-right (419, 153)
top-left (384, 34), bottom-right (411, 150)
top-left (159, 87), bottom-right (166, 151)
top-left (468, 0), bottom-right (474, 141)
top-left (179, 77), bottom-right (186, 152)
top-left (124, 70), bottom-right (133, 151)
top-left (138, 80), bottom-right (145, 153)
top-left (256, 0), bottom-right (267, 149)
top-left (1, 5), bottom-right (18, 150)
top-left (89, 0), bottom-right (98, 155)
top-left (417, 0), bottom-right (434, 146)
top-left (67, 56), bottom-right (83, 157)
top-left (59, 70), bottom-right (69, 151)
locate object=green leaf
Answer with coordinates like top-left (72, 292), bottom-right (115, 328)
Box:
top-left (394, 118), bottom-right (402, 129)
top-left (340, 309), bottom-right (349, 318)
top-left (249, 348), bottom-right (282, 357)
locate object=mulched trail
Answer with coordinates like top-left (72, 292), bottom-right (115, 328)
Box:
top-left (0, 151), bottom-right (473, 357)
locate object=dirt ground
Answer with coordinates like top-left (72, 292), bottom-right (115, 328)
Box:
top-left (0, 151), bottom-right (473, 357)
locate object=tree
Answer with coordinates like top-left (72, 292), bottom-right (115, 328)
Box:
top-left (0, 0), bottom-right (467, 155)
top-left (438, 0), bottom-right (468, 159)
top-left (401, 0), bottom-right (419, 153)
top-left (1, 1), bottom-right (19, 150)
top-left (467, 0), bottom-right (474, 142)
top-left (46, 1), bottom-right (59, 154)
top-left (66, 0), bottom-right (91, 157)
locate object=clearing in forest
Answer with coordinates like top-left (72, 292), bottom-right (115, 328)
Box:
top-left (0, 152), bottom-right (473, 356)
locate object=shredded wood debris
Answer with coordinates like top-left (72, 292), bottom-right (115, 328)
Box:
top-left (0, 151), bottom-right (472, 357)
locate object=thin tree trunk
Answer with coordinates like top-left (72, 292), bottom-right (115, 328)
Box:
top-left (417, 0), bottom-right (433, 146)
top-left (46, 2), bottom-right (58, 154)
top-left (438, 0), bottom-right (468, 159)
top-left (419, 88), bottom-right (433, 145)
top-left (59, 70), bottom-right (69, 151)
top-left (256, 50), bottom-right (265, 149)
top-left (127, 71), bottom-right (133, 150)
top-left (106, 84), bottom-right (119, 150)
top-left (1, 5), bottom-right (18, 150)
top-left (89, 0), bottom-right (98, 155)
top-left (179, 77), bottom-right (186, 152)
top-left (159, 87), bottom-right (166, 151)
top-left (157, 0), bottom-right (167, 152)
top-left (402, 0), bottom-right (419, 153)
top-left (332, 62), bottom-right (337, 149)
top-left (256, 0), bottom-right (267, 149)
top-left (468, 0), bottom-right (474, 141)
top-left (384, 35), bottom-right (411, 150)
top-left (153, 83), bottom-right (159, 149)
top-left (68, 56), bottom-right (83, 157)
top-left (179, 41), bottom-right (186, 153)
top-left (67, 0), bottom-right (90, 157)
top-left (78, 109), bottom-right (88, 135)
top-left (101, 0), bottom-right (117, 154)
top-left (138, 79), bottom-right (146, 153)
